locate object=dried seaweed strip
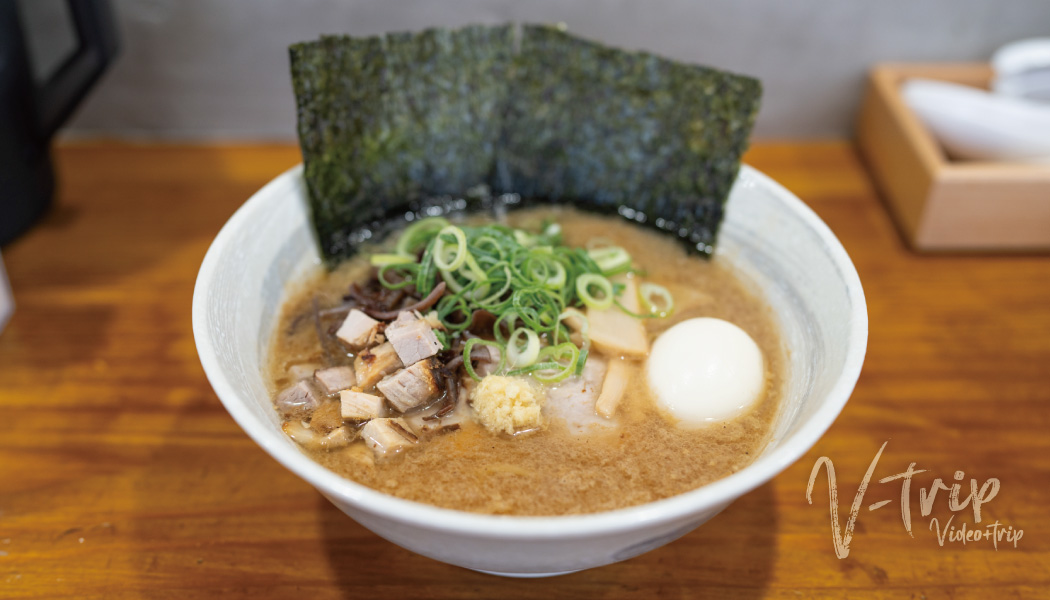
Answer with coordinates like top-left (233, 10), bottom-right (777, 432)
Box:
top-left (291, 26), bottom-right (513, 260)
top-left (292, 35), bottom-right (384, 258)
top-left (381, 27), bottom-right (511, 197)
top-left (498, 25), bottom-right (761, 254)
top-left (290, 23), bottom-right (761, 261)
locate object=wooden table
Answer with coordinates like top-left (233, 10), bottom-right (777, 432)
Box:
top-left (2, 143), bottom-right (1047, 599)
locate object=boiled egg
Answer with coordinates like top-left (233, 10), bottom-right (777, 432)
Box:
top-left (647, 318), bottom-right (765, 424)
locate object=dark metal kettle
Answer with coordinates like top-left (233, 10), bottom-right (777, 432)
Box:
top-left (0, 0), bottom-right (119, 245)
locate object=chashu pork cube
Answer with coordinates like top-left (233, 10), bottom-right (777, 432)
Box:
top-left (283, 421), bottom-right (358, 452)
top-left (376, 359), bottom-right (442, 412)
top-left (288, 362), bottom-right (322, 381)
top-left (314, 365), bottom-right (356, 395)
top-left (546, 355), bottom-right (617, 435)
top-left (353, 342), bottom-right (404, 389)
top-left (275, 380), bottom-right (321, 416)
top-left (336, 309), bottom-right (380, 348)
top-left (361, 417), bottom-right (418, 458)
top-left (385, 311), bottom-right (443, 366)
top-left (340, 389), bottom-right (386, 421)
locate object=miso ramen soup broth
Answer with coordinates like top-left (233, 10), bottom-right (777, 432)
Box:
top-left (267, 207), bottom-right (783, 516)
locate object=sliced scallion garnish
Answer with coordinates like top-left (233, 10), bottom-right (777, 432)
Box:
top-left (463, 338), bottom-right (505, 381)
top-left (639, 283), bottom-right (674, 317)
top-left (510, 342), bottom-right (580, 384)
top-left (433, 225), bottom-right (469, 271)
top-left (370, 253), bottom-right (417, 267)
top-left (575, 273), bottom-right (614, 310)
top-left (396, 217), bottom-right (450, 256)
top-left (373, 216), bottom-right (673, 383)
top-left (587, 246), bottom-right (632, 276)
top-left (506, 327), bottom-right (541, 368)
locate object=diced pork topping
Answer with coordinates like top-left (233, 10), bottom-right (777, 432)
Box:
top-left (375, 358), bottom-right (442, 412)
top-left (320, 427), bottom-right (357, 451)
top-left (546, 356), bottom-right (617, 435)
top-left (309, 400), bottom-right (344, 434)
top-left (275, 380), bottom-right (321, 417)
top-left (353, 342), bottom-right (403, 388)
top-left (288, 363), bottom-right (322, 381)
top-left (314, 365), bottom-right (357, 395)
top-left (340, 390), bottom-right (386, 421)
top-left (361, 418), bottom-right (418, 458)
top-left (336, 309), bottom-right (380, 348)
top-left (282, 421), bottom-right (358, 451)
top-left (385, 310), bottom-right (443, 366)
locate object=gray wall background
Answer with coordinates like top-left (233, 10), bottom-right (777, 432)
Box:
top-left (58, 0), bottom-right (1050, 140)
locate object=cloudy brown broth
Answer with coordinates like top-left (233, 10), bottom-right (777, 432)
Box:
top-left (267, 207), bottom-right (783, 515)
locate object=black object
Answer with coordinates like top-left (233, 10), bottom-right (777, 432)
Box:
top-left (0, 0), bottom-right (119, 245)
top-left (290, 25), bottom-right (761, 263)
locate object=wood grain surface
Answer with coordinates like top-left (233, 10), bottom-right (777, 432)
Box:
top-left (1, 142), bottom-right (1047, 599)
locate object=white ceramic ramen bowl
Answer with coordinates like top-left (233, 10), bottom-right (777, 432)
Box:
top-left (193, 165), bottom-right (867, 577)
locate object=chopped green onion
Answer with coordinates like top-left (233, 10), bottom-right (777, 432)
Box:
top-left (614, 299), bottom-right (661, 319)
top-left (372, 216), bottom-right (674, 386)
top-left (493, 310), bottom-right (519, 345)
top-left (435, 293), bottom-right (472, 332)
top-left (575, 273), bottom-right (614, 310)
top-left (377, 263), bottom-right (418, 290)
top-left (506, 327), bottom-right (540, 368)
top-left (463, 338), bottom-right (505, 382)
top-left (433, 329), bottom-right (450, 350)
top-left (370, 253), bottom-right (416, 267)
top-left (396, 217), bottom-right (450, 256)
top-left (587, 246), bottom-right (632, 275)
top-left (512, 287), bottom-right (562, 333)
top-left (509, 342), bottom-right (579, 384)
top-left (472, 263), bottom-right (512, 306)
top-left (639, 283), bottom-right (674, 317)
top-left (433, 225), bottom-right (468, 271)
top-left (513, 230), bottom-right (535, 247)
top-left (474, 235), bottom-right (502, 252)
top-left (558, 308), bottom-right (591, 376)
top-left (461, 251), bottom-right (487, 282)
top-left (415, 238), bottom-right (439, 296)
top-left (574, 346), bottom-right (589, 377)
top-left (545, 261), bottom-right (567, 290)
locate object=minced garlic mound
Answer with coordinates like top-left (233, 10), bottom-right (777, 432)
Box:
top-left (470, 375), bottom-right (545, 435)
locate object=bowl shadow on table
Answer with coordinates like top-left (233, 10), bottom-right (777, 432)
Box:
top-left (318, 482), bottom-right (778, 599)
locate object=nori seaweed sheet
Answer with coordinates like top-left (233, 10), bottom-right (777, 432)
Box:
top-left (291, 25), bottom-right (514, 258)
top-left (289, 24), bottom-right (761, 262)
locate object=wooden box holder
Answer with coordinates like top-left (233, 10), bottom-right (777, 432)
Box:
top-left (856, 63), bottom-right (1050, 251)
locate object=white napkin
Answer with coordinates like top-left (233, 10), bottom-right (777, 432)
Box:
top-left (903, 79), bottom-right (1050, 163)
top-left (0, 251), bottom-right (13, 334)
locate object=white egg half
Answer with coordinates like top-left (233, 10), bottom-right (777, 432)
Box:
top-left (647, 317), bottom-right (765, 425)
